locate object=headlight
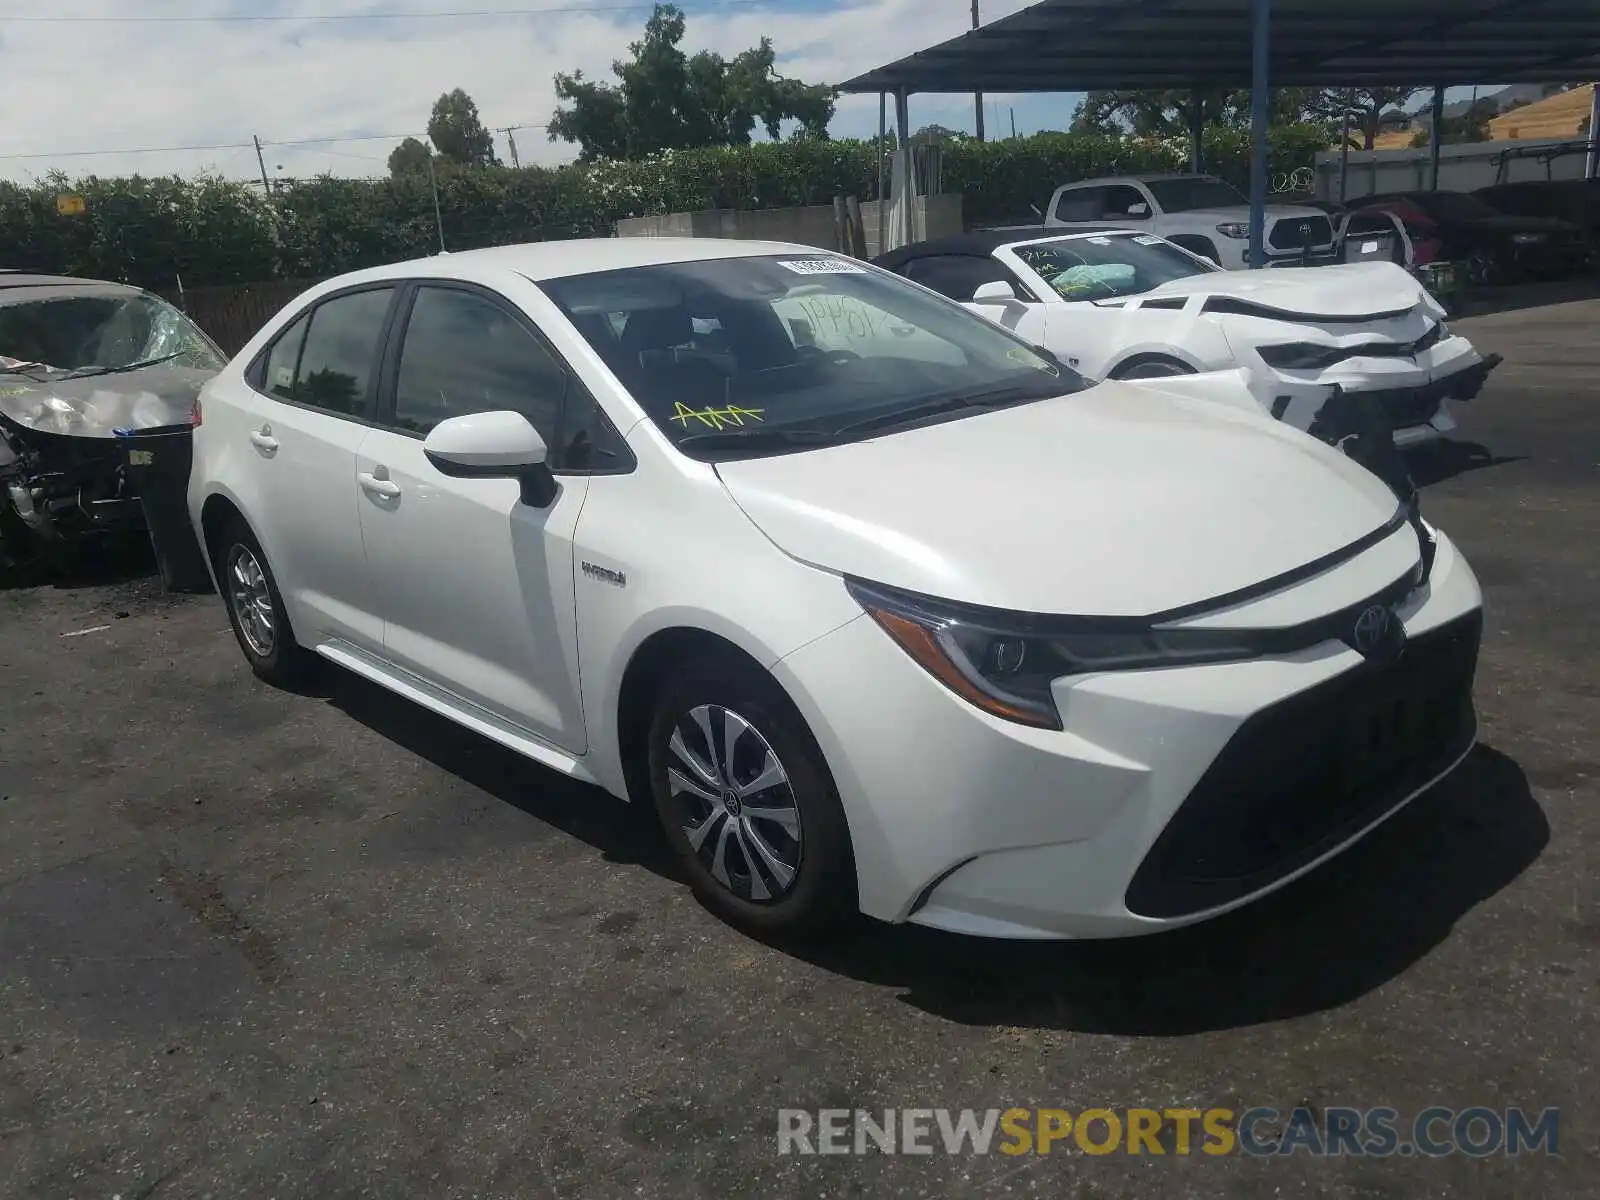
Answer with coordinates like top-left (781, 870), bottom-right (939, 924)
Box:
top-left (846, 578), bottom-right (1266, 730)
top-left (1257, 342), bottom-right (1352, 370)
top-left (1216, 222), bottom-right (1251, 239)
top-left (1511, 232), bottom-right (1545, 246)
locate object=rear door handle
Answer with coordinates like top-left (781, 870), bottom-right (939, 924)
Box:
top-left (249, 426), bottom-right (279, 453)
top-left (357, 471), bottom-right (402, 499)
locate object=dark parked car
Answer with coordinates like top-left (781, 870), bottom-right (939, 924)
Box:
top-left (1476, 179), bottom-right (1600, 247)
top-left (1350, 190), bottom-right (1591, 284)
top-left (0, 273), bottom-right (224, 571)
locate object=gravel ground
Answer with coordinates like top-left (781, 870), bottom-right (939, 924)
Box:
top-left (1, 296), bottom-right (1595, 1199)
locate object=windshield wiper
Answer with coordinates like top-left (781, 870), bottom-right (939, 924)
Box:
top-left (65, 351), bottom-right (186, 380)
top-left (675, 426), bottom-right (842, 455)
top-left (831, 385), bottom-right (1045, 439)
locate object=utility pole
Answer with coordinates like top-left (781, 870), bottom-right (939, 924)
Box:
top-left (1010, 107), bottom-right (1017, 140)
top-left (253, 134), bottom-right (271, 194)
top-left (497, 126), bottom-right (521, 168)
top-left (971, 0), bottom-right (985, 142)
top-left (426, 144), bottom-right (446, 254)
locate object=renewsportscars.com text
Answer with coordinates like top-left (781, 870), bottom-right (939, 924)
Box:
top-left (777, 1106), bottom-right (1559, 1158)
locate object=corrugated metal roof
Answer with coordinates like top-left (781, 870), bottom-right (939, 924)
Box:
top-left (842, 0), bottom-right (1600, 94)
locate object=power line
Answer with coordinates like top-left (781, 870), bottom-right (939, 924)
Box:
top-left (0, 120), bottom-right (555, 162)
top-left (0, 1), bottom-right (765, 23)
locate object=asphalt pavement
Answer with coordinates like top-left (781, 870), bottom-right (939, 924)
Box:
top-left (1, 296), bottom-right (1595, 1198)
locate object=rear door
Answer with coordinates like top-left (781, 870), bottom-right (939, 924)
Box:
top-left (231, 286), bottom-right (398, 651)
top-left (353, 280), bottom-right (605, 753)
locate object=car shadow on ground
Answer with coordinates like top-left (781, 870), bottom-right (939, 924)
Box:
top-left (1407, 440), bottom-right (1523, 488)
top-left (1456, 277), bottom-right (1600, 319)
top-left (772, 745), bottom-right (1546, 1036)
top-left (315, 666), bottom-right (682, 878)
top-left (0, 532), bottom-right (157, 592)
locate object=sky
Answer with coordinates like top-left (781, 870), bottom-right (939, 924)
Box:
top-left (0, 0), bottom-right (1073, 184)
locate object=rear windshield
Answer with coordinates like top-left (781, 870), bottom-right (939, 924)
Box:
top-left (1011, 234), bottom-right (1215, 300)
top-left (1421, 192), bottom-right (1504, 222)
top-left (1146, 177), bottom-right (1249, 212)
top-left (540, 254), bottom-right (1084, 456)
top-left (0, 292), bottom-right (223, 376)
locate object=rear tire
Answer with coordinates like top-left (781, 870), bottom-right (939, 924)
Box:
top-left (646, 654), bottom-right (856, 936)
top-left (214, 520), bottom-right (313, 687)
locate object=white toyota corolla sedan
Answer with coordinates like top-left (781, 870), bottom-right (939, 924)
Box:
top-left (188, 238), bottom-right (1484, 940)
top-left (876, 228), bottom-right (1501, 448)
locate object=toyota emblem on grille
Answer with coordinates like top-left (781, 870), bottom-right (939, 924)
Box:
top-left (1352, 604), bottom-right (1406, 661)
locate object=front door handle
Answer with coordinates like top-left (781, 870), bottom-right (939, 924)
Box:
top-left (249, 426), bottom-right (279, 453)
top-left (357, 471), bottom-right (402, 499)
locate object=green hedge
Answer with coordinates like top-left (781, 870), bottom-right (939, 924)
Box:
top-left (0, 126), bottom-right (1331, 289)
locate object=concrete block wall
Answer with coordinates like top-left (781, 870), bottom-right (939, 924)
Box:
top-left (616, 195), bottom-right (964, 257)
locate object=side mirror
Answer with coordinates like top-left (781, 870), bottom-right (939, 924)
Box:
top-left (972, 280), bottom-right (1020, 304)
top-left (423, 410), bottom-right (556, 507)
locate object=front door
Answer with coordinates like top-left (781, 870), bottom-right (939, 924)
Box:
top-left (354, 283), bottom-right (590, 753)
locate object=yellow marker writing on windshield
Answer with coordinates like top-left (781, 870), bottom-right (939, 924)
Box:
top-left (670, 402), bottom-right (765, 430)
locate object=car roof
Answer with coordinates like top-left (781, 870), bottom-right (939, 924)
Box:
top-left (873, 227), bottom-right (1135, 268)
top-left (310, 237), bottom-right (838, 292)
top-left (1058, 173), bottom-right (1219, 187)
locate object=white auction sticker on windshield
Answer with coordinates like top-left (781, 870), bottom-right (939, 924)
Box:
top-left (1086, 236), bottom-right (1113, 245)
top-left (777, 258), bottom-right (866, 275)
top-left (1134, 235), bottom-right (1163, 245)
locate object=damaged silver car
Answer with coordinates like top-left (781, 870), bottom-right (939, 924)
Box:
top-left (0, 273), bottom-right (224, 569)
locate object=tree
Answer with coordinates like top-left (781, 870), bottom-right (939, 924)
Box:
top-left (387, 136), bottom-right (434, 178)
top-left (1069, 90), bottom-right (1285, 137)
top-left (1410, 96), bottom-right (1499, 148)
top-left (1302, 88), bottom-right (1424, 150)
top-left (427, 88), bottom-right (498, 168)
top-left (547, 3), bottom-right (836, 160)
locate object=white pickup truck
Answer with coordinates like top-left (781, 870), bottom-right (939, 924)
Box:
top-left (1044, 173), bottom-right (1338, 270)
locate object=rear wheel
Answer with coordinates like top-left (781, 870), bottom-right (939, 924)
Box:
top-left (215, 520), bottom-right (313, 687)
top-left (646, 655), bottom-right (855, 935)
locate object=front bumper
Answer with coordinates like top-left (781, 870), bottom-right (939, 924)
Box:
top-left (774, 525), bottom-right (1483, 939)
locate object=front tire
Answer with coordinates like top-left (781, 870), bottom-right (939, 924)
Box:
top-left (215, 521), bottom-right (313, 687)
top-left (646, 655), bottom-right (855, 935)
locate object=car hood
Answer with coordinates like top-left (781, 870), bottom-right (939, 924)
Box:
top-left (0, 364), bottom-right (212, 439)
top-left (1130, 260), bottom-right (1439, 319)
top-left (715, 382), bottom-right (1403, 616)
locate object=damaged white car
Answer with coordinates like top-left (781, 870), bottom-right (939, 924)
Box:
top-left (875, 228), bottom-right (1501, 448)
top-left (0, 273), bottom-right (224, 569)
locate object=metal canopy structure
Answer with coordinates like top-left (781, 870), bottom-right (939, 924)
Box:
top-left (843, 0), bottom-right (1600, 264)
top-left (840, 0), bottom-right (1600, 95)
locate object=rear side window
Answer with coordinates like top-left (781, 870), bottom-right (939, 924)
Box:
top-left (393, 286), bottom-right (567, 440)
top-left (1053, 187), bottom-right (1103, 222)
top-left (1100, 185), bottom-right (1151, 220)
top-left (261, 313), bottom-right (307, 400)
top-left (289, 288), bottom-right (393, 417)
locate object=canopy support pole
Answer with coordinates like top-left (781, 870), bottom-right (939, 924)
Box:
top-left (1189, 90), bottom-right (1204, 173)
top-left (1338, 108), bottom-right (1351, 204)
top-left (1429, 85), bottom-right (1445, 190)
top-left (878, 92), bottom-right (888, 255)
top-left (1587, 82), bottom-right (1599, 180)
top-left (1248, 0), bottom-right (1269, 269)
top-left (895, 89), bottom-right (912, 247)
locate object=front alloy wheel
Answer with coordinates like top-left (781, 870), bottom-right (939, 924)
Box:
top-left (663, 704), bottom-right (804, 902)
top-left (646, 655), bottom-right (855, 934)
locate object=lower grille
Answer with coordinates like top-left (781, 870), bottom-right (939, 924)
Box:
top-left (1125, 610), bottom-right (1481, 919)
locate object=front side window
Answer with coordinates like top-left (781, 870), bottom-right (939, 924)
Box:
top-left (393, 286), bottom-right (566, 439)
top-left (288, 288), bottom-right (394, 417)
top-left (0, 292), bottom-right (223, 378)
top-left (1145, 177), bottom-right (1249, 212)
top-left (1011, 235), bottom-right (1214, 301)
top-left (541, 254), bottom-right (1083, 458)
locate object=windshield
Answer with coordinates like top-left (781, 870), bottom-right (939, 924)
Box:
top-left (541, 254), bottom-right (1085, 457)
top-left (1422, 191), bottom-right (1503, 222)
top-left (1012, 235), bottom-right (1215, 300)
top-left (0, 292), bottom-right (224, 376)
top-left (1145, 177), bottom-right (1249, 212)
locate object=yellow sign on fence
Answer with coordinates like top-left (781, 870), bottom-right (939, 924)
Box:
top-left (56, 194), bottom-right (86, 217)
